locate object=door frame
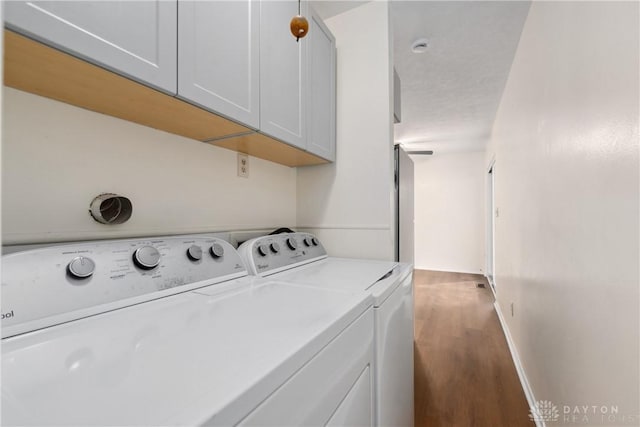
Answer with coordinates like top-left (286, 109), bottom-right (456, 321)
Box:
top-left (486, 157), bottom-right (496, 294)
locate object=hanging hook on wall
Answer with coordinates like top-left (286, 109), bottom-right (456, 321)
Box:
top-left (290, 0), bottom-right (309, 42)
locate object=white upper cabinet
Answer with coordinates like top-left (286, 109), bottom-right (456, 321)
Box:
top-left (4, 1), bottom-right (177, 94)
top-left (306, 7), bottom-right (336, 162)
top-left (5, 0), bottom-right (336, 164)
top-left (259, 1), bottom-right (308, 150)
top-left (178, 0), bottom-right (260, 129)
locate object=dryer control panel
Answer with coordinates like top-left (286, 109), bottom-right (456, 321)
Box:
top-left (238, 232), bottom-right (327, 276)
top-left (1, 236), bottom-right (247, 339)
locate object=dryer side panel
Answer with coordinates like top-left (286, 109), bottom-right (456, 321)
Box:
top-left (237, 308), bottom-right (374, 426)
top-left (375, 272), bottom-right (415, 427)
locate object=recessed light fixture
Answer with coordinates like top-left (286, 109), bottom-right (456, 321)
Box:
top-left (411, 38), bottom-right (429, 53)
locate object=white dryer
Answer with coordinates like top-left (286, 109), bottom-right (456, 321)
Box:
top-left (238, 232), bottom-right (415, 427)
top-left (1, 235), bottom-right (375, 426)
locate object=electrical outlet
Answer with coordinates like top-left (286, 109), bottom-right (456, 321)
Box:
top-left (511, 302), bottom-right (514, 317)
top-left (237, 153), bottom-right (249, 178)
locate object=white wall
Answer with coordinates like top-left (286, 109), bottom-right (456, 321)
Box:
top-left (413, 151), bottom-right (485, 273)
top-left (0, 6), bottom-right (4, 244)
top-left (297, 1), bottom-right (395, 260)
top-left (2, 88), bottom-right (297, 244)
top-left (487, 1), bottom-right (639, 421)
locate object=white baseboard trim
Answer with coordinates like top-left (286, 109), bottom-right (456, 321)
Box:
top-left (297, 224), bottom-right (390, 230)
top-left (414, 266), bottom-right (483, 275)
top-left (484, 274), bottom-right (497, 299)
top-left (493, 301), bottom-right (544, 427)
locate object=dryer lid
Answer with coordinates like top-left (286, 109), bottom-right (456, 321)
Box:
top-left (265, 258), bottom-right (404, 306)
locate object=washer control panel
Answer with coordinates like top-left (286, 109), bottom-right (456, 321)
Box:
top-left (238, 232), bottom-right (327, 276)
top-left (1, 236), bottom-right (247, 338)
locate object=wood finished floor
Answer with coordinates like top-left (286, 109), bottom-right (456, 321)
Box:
top-left (413, 270), bottom-right (533, 427)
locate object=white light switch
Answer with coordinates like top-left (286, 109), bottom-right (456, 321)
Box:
top-left (237, 153), bottom-right (249, 178)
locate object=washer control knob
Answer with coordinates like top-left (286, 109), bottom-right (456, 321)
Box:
top-left (286, 237), bottom-right (298, 250)
top-left (187, 245), bottom-right (203, 261)
top-left (270, 242), bottom-right (280, 254)
top-left (68, 256), bottom-right (95, 279)
top-left (210, 243), bottom-right (225, 258)
top-left (303, 237), bottom-right (313, 247)
top-left (257, 244), bottom-right (269, 257)
top-left (133, 246), bottom-right (161, 269)
top-left (312, 237), bottom-right (319, 246)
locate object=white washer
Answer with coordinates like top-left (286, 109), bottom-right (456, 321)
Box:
top-left (1, 235), bottom-right (375, 426)
top-left (238, 232), bottom-right (415, 427)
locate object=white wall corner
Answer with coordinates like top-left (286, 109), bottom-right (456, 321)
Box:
top-left (296, 0), bottom-right (395, 260)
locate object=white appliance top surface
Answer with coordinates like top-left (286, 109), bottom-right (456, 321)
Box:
top-left (1, 235), bottom-right (248, 338)
top-left (2, 278), bottom-right (372, 426)
top-left (268, 258), bottom-right (407, 306)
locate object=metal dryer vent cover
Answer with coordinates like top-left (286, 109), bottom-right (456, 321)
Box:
top-left (89, 193), bottom-right (133, 224)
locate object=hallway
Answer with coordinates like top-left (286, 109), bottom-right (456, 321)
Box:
top-left (414, 270), bottom-right (532, 426)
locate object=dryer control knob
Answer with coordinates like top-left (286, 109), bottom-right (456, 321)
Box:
top-left (286, 238), bottom-right (298, 250)
top-left (133, 246), bottom-right (161, 269)
top-left (257, 244), bottom-right (269, 257)
top-left (303, 237), bottom-right (313, 247)
top-left (270, 242), bottom-right (280, 254)
top-left (68, 256), bottom-right (95, 279)
top-left (210, 243), bottom-right (225, 258)
top-left (312, 237), bottom-right (319, 246)
top-left (187, 245), bottom-right (203, 261)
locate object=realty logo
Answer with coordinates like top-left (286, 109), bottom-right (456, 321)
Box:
top-left (530, 400), bottom-right (560, 423)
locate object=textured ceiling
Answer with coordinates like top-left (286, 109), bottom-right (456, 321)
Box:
top-left (310, 1), bottom-right (530, 153)
top-left (392, 1), bottom-right (531, 152)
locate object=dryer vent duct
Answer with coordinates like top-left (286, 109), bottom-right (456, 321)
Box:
top-left (89, 193), bottom-right (133, 225)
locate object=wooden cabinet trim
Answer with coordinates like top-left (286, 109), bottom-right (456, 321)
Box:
top-left (3, 30), bottom-right (326, 167)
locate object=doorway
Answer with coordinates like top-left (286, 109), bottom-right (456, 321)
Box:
top-left (486, 161), bottom-right (496, 292)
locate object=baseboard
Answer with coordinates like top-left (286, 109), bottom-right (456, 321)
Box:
top-left (484, 274), bottom-right (497, 299)
top-left (297, 224), bottom-right (390, 230)
top-left (493, 301), bottom-right (543, 427)
top-left (413, 266), bottom-right (483, 275)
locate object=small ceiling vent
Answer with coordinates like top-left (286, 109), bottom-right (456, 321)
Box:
top-left (411, 38), bottom-right (429, 53)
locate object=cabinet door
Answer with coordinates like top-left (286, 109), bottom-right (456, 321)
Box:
top-left (4, 1), bottom-right (177, 94)
top-left (259, 0), bottom-right (307, 150)
top-left (306, 7), bottom-right (336, 162)
top-left (178, 0), bottom-right (260, 129)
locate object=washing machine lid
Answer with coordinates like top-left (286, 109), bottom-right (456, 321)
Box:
top-left (267, 258), bottom-right (403, 306)
top-left (2, 278), bottom-right (372, 426)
